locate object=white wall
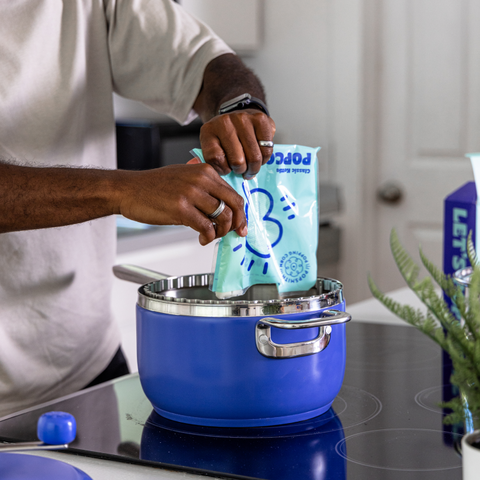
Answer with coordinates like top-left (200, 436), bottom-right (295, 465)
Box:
top-left (242, 1), bottom-right (331, 181)
top-left (243, 0), bottom-right (366, 303)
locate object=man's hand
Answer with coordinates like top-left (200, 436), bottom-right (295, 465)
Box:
top-left (199, 108), bottom-right (275, 179)
top-left (116, 164), bottom-right (247, 245)
top-left (193, 54), bottom-right (276, 179)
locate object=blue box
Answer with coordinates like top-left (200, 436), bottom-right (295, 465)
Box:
top-left (442, 182), bottom-right (476, 435)
top-left (443, 181), bottom-right (477, 316)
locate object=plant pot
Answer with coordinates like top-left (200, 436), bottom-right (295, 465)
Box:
top-left (462, 430), bottom-right (480, 479)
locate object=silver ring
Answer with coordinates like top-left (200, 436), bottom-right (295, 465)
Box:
top-left (208, 200), bottom-right (226, 219)
top-left (258, 140), bottom-right (274, 148)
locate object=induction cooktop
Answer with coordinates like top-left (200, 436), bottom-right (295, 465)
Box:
top-left (0, 322), bottom-right (463, 480)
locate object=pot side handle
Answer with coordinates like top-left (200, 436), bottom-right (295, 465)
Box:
top-left (256, 309), bottom-right (351, 359)
top-left (113, 264), bottom-right (170, 285)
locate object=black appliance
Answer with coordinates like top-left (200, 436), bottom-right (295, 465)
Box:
top-left (116, 120), bottom-right (202, 170)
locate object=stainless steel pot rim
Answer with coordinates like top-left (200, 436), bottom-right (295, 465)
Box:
top-left (138, 274), bottom-right (344, 317)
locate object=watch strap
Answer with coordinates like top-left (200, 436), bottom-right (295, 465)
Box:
top-left (218, 93), bottom-right (270, 117)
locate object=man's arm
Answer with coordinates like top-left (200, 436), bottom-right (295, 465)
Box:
top-left (0, 161), bottom-right (246, 245)
top-left (193, 54), bottom-right (276, 179)
top-left (0, 56), bottom-right (272, 242)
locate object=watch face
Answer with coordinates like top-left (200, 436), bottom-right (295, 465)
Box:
top-left (219, 94), bottom-right (251, 113)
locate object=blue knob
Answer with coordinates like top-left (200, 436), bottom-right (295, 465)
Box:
top-left (37, 412), bottom-right (76, 445)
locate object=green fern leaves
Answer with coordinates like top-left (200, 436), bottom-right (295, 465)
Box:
top-left (368, 229), bottom-right (480, 427)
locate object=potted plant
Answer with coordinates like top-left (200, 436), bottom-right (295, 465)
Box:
top-left (368, 229), bottom-right (480, 478)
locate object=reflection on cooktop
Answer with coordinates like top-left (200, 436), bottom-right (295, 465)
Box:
top-left (0, 322), bottom-right (463, 480)
top-left (336, 428), bottom-right (462, 472)
top-left (332, 385), bottom-right (382, 430)
top-left (142, 408), bottom-right (347, 480)
top-left (415, 385), bottom-right (446, 415)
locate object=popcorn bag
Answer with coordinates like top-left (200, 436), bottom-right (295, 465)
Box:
top-left (192, 145), bottom-right (320, 299)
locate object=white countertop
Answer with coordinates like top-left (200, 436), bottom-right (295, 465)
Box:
top-left (21, 450), bottom-right (215, 480)
top-left (347, 286), bottom-right (429, 326)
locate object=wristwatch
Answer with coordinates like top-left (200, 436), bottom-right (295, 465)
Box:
top-left (218, 93), bottom-right (270, 117)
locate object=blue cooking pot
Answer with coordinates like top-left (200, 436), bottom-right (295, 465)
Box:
top-left (118, 266), bottom-right (351, 428)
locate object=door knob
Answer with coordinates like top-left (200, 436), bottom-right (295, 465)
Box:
top-left (377, 182), bottom-right (403, 205)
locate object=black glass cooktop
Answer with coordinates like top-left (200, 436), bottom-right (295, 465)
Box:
top-left (0, 322), bottom-right (462, 479)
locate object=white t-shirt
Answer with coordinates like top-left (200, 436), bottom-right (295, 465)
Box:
top-left (0, 0), bottom-right (232, 416)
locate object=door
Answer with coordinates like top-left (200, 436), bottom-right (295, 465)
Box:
top-left (365, 0), bottom-right (480, 295)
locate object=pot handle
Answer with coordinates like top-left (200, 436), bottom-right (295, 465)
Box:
top-left (255, 309), bottom-right (351, 359)
top-left (113, 264), bottom-right (170, 285)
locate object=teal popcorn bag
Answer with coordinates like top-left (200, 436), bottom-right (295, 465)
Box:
top-left (193, 144), bottom-right (320, 298)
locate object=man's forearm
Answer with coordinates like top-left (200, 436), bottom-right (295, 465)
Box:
top-left (193, 53), bottom-right (267, 122)
top-left (0, 162), bottom-right (120, 233)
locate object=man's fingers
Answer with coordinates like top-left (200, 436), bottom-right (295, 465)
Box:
top-left (255, 116), bottom-right (276, 166)
top-left (189, 213), bottom-right (217, 246)
top-left (205, 176), bottom-right (247, 236)
top-left (200, 118), bottom-right (246, 176)
top-left (194, 197), bottom-right (245, 245)
top-left (191, 165), bottom-right (247, 243)
top-left (174, 195), bottom-right (231, 246)
top-left (187, 157), bottom-right (202, 165)
top-left (200, 110), bottom-right (276, 179)
top-left (208, 204), bottom-right (233, 239)
top-left (225, 116), bottom-right (262, 179)
top-left (187, 160), bottom-right (245, 239)
top-left (237, 110), bottom-right (275, 177)
top-left (199, 117), bottom-right (234, 175)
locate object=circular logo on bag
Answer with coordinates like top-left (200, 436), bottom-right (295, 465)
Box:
top-left (285, 256), bottom-right (304, 277)
top-left (280, 251), bottom-right (310, 284)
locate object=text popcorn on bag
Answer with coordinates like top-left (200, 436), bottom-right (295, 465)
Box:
top-left (192, 145), bottom-right (320, 299)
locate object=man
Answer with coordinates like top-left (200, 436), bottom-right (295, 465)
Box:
top-left (0, 0), bottom-right (275, 416)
